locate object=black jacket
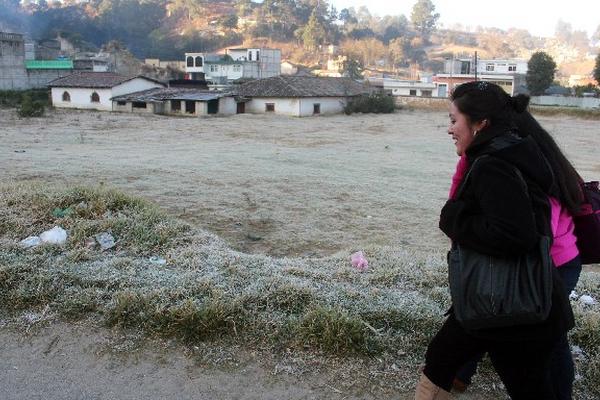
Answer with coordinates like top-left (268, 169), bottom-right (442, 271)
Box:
top-left (440, 124), bottom-right (574, 341)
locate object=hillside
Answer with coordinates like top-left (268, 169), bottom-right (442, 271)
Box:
top-left (0, 0), bottom-right (597, 78)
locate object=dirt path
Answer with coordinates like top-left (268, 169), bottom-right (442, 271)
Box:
top-left (0, 321), bottom-right (502, 400)
top-left (0, 322), bottom-right (409, 400)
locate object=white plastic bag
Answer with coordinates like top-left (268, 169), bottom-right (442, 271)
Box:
top-left (39, 226), bottom-right (68, 244)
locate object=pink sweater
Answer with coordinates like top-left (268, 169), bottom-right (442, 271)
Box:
top-left (448, 157), bottom-right (579, 267)
top-left (549, 197), bottom-right (579, 267)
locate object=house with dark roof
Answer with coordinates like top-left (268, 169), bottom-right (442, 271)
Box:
top-left (111, 87), bottom-right (237, 116)
top-left (48, 72), bottom-right (165, 111)
top-left (232, 75), bottom-right (370, 116)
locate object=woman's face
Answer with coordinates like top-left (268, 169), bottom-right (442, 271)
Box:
top-left (448, 102), bottom-right (476, 156)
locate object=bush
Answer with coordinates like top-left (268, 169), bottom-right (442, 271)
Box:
top-left (0, 89), bottom-right (49, 108)
top-left (17, 93), bottom-right (45, 117)
top-left (344, 93), bottom-right (395, 114)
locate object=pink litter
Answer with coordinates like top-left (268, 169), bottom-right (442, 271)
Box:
top-left (351, 251), bottom-right (369, 271)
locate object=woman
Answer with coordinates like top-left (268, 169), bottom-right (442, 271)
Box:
top-left (452, 103), bottom-right (583, 400)
top-left (414, 81), bottom-right (575, 400)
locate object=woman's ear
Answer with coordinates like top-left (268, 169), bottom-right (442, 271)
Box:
top-left (473, 119), bottom-right (488, 132)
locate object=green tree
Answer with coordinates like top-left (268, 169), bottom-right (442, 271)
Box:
top-left (593, 54), bottom-right (600, 86)
top-left (410, 0), bottom-right (439, 38)
top-left (526, 51), bottom-right (557, 96)
top-left (342, 57), bottom-right (363, 80)
top-left (301, 10), bottom-right (326, 50)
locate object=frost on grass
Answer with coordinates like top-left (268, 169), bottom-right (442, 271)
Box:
top-left (2, 182), bottom-right (600, 398)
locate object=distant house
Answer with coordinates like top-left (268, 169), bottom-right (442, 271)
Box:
top-left (112, 87), bottom-right (236, 117)
top-left (434, 57), bottom-right (528, 96)
top-left (48, 72), bottom-right (165, 111)
top-left (233, 75), bottom-right (370, 116)
top-left (383, 77), bottom-right (442, 98)
top-left (185, 48), bottom-right (281, 85)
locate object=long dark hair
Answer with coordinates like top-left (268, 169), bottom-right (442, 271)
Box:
top-left (450, 81), bottom-right (523, 127)
top-left (510, 97), bottom-right (583, 213)
top-left (452, 81), bottom-right (583, 213)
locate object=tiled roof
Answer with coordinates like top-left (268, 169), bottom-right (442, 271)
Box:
top-left (233, 76), bottom-right (370, 98)
top-left (111, 87), bottom-right (230, 102)
top-left (48, 72), bottom-right (164, 88)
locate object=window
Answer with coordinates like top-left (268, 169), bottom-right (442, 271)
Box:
top-left (422, 90), bottom-right (432, 98)
top-left (62, 91), bottom-right (70, 102)
top-left (117, 101), bottom-right (126, 106)
top-left (256, 51), bottom-right (260, 61)
top-left (195, 56), bottom-right (203, 67)
top-left (91, 92), bottom-right (100, 103)
top-left (132, 101), bottom-right (147, 108)
top-left (186, 56), bottom-right (194, 67)
top-left (409, 89), bottom-right (417, 96)
top-left (486, 63), bottom-right (495, 72)
top-left (265, 103), bottom-right (275, 112)
top-left (313, 103), bottom-right (320, 114)
top-left (171, 100), bottom-right (181, 111)
top-left (233, 64), bottom-right (241, 72)
top-left (248, 51), bottom-right (253, 61)
top-left (508, 64), bottom-right (517, 72)
top-left (210, 65), bottom-right (218, 72)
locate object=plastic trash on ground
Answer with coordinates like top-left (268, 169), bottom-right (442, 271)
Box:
top-left (351, 251), bottom-right (369, 271)
top-left (39, 226), bottom-right (68, 244)
top-left (94, 232), bottom-right (116, 250)
top-left (20, 236), bottom-right (41, 248)
top-left (579, 295), bottom-right (597, 306)
top-left (149, 256), bottom-right (167, 265)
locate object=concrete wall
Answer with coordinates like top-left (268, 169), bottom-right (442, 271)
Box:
top-left (219, 97), bottom-right (237, 115)
top-left (26, 69), bottom-right (73, 88)
top-left (393, 95), bottom-right (448, 109)
top-left (51, 87), bottom-right (113, 110)
top-left (206, 64), bottom-right (243, 81)
top-left (246, 97), bottom-right (300, 116)
top-left (389, 87), bottom-right (437, 97)
top-left (530, 96), bottom-right (600, 109)
top-left (0, 32), bottom-right (28, 90)
top-left (246, 97), bottom-right (346, 116)
top-left (298, 97), bottom-right (345, 116)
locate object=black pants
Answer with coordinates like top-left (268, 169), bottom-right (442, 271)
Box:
top-left (423, 314), bottom-right (557, 400)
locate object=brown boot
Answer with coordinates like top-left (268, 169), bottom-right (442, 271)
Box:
top-left (414, 373), bottom-right (451, 400)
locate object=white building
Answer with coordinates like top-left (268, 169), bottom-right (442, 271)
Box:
top-left (185, 48), bottom-right (281, 84)
top-left (48, 72), bottom-right (164, 111)
top-left (383, 78), bottom-right (441, 97)
top-left (445, 58), bottom-right (528, 76)
top-left (233, 75), bottom-right (370, 117)
top-left (112, 87), bottom-right (237, 117)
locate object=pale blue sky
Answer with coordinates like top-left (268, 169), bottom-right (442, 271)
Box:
top-left (329, 0), bottom-right (598, 38)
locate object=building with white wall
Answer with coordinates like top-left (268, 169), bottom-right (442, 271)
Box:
top-left (233, 75), bottom-right (370, 117)
top-left (185, 48), bottom-right (281, 84)
top-left (383, 78), bottom-right (441, 97)
top-left (438, 57), bottom-right (528, 96)
top-left (112, 87), bottom-right (236, 117)
top-left (48, 72), bottom-right (164, 111)
top-left (445, 58), bottom-right (528, 76)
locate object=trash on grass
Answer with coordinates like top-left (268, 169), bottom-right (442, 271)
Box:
top-left (52, 207), bottom-right (73, 218)
top-left (149, 256), bottom-right (166, 265)
top-left (20, 236), bottom-right (41, 248)
top-left (579, 295), bottom-right (597, 306)
top-left (351, 251), bottom-right (369, 271)
top-left (39, 226), bottom-right (68, 244)
top-left (94, 232), bottom-right (116, 250)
